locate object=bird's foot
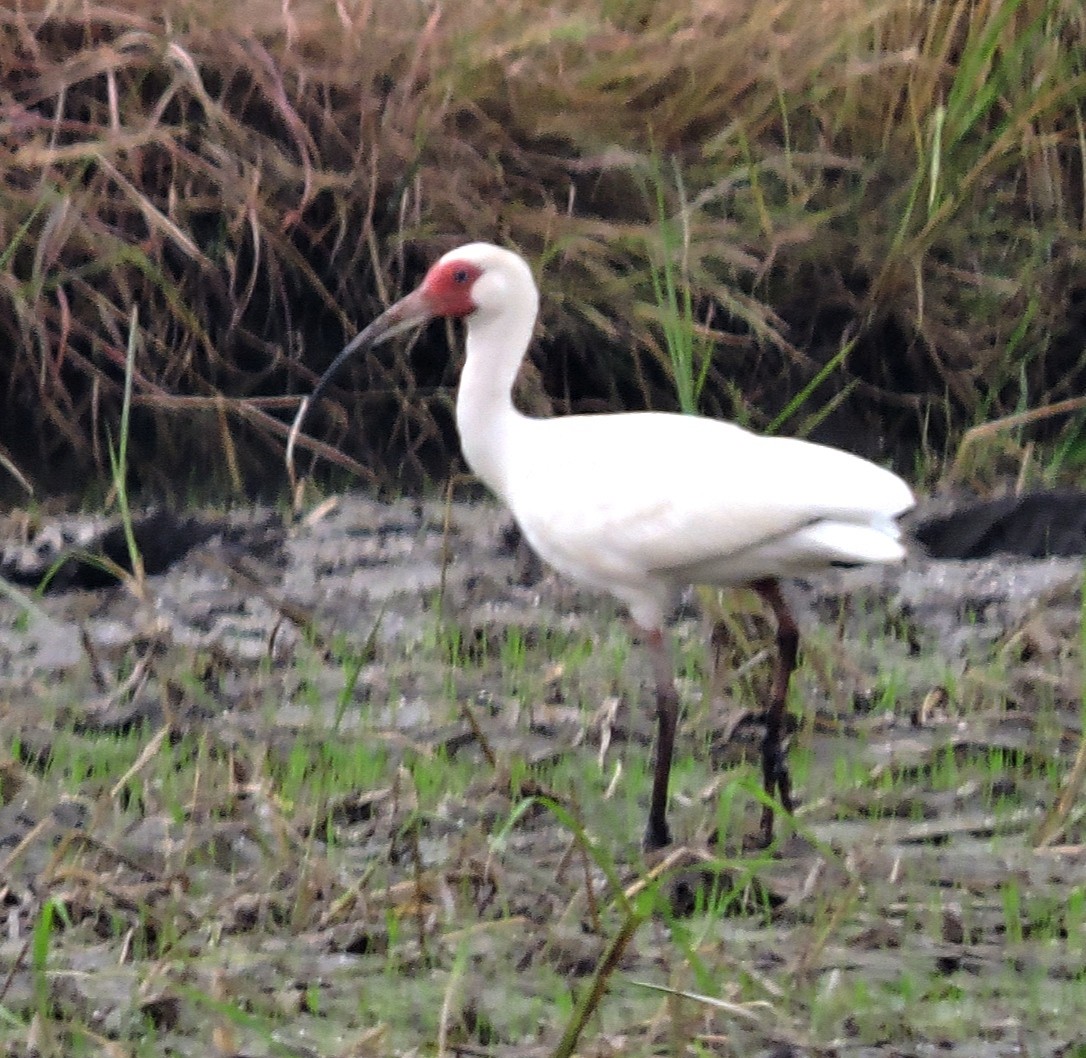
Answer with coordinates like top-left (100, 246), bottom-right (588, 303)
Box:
top-left (762, 731), bottom-right (795, 812)
top-left (756, 803), bottom-right (778, 849)
top-left (754, 736), bottom-right (797, 849)
top-left (738, 801), bottom-right (784, 851)
top-left (643, 816), bottom-right (672, 851)
top-left (752, 771), bottom-right (799, 849)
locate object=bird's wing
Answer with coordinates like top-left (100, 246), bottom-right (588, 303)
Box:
top-left (506, 412), bottom-right (913, 579)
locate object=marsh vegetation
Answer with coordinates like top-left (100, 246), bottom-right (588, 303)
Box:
top-left (2, 1), bottom-right (1086, 1054)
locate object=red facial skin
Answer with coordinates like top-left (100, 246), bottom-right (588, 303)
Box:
top-left (421, 259), bottom-right (482, 318)
top-left (291, 257), bottom-right (484, 435)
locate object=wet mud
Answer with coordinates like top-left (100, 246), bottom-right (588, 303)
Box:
top-left (1, 494), bottom-right (1084, 1056)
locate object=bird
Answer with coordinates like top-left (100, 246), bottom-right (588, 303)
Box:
top-left (287, 242), bottom-right (915, 850)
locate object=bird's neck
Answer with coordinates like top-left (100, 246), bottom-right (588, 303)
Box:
top-left (455, 293), bottom-right (537, 499)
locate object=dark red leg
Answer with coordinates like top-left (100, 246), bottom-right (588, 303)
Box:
top-left (640, 626), bottom-right (679, 849)
top-left (751, 578), bottom-right (799, 845)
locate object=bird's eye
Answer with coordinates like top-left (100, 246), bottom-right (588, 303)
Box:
top-left (452, 268), bottom-right (469, 284)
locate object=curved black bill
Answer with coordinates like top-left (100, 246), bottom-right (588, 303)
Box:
top-left (285, 287), bottom-right (432, 482)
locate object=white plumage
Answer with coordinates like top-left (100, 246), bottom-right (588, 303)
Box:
top-left (502, 411), bottom-right (910, 627)
top-left (290, 241), bottom-right (915, 849)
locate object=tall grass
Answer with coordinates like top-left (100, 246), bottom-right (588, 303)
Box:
top-left (644, 156), bottom-right (714, 416)
top-left (1, 0), bottom-right (1085, 493)
top-left (105, 307), bottom-right (145, 593)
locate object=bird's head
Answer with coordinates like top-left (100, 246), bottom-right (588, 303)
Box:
top-left (302, 244), bottom-right (535, 399)
top-left (420, 243), bottom-right (536, 323)
top-left (286, 242), bottom-right (537, 474)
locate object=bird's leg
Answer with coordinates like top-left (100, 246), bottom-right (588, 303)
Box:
top-left (638, 625), bottom-right (679, 850)
top-left (751, 578), bottom-right (799, 846)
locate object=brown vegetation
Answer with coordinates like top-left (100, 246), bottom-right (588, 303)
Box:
top-left (1, 0), bottom-right (1085, 496)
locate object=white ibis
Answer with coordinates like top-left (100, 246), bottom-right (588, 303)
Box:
top-left (288, 242), bottom-right (914, 849)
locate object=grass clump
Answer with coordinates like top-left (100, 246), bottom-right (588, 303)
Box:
top-left (0, 0), bottom-right (1084, 495)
